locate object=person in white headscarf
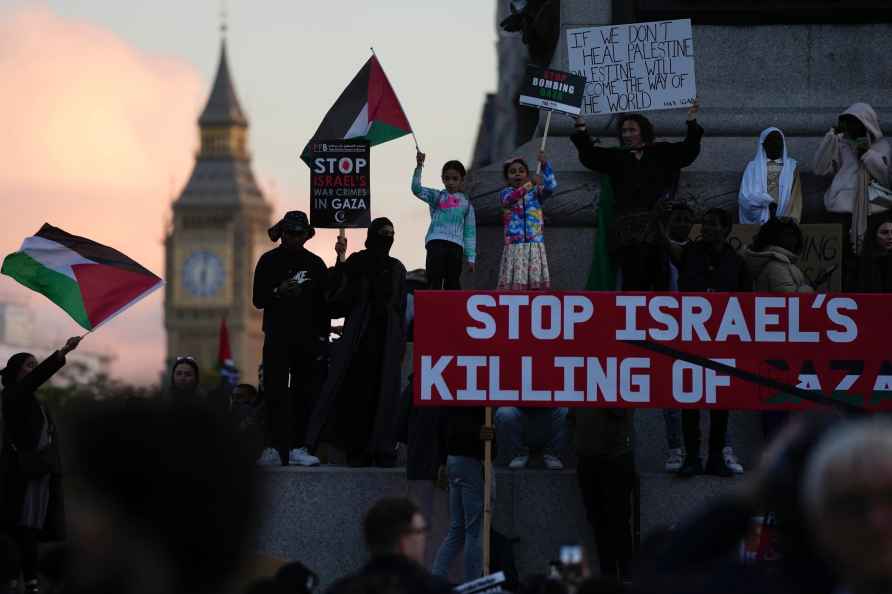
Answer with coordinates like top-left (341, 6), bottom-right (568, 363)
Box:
top-left (814, 103), bottom-right (892, 254)
top-left (739, 127), bottom-right (803, 224)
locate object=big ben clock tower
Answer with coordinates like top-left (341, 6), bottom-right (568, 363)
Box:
top-left (164, 36), bottom-right (272, 379)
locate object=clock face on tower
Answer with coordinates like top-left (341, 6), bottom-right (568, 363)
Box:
top-left (182, 250), bottom-right (225, 297)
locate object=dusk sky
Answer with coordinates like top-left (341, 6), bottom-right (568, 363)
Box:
top-left (1, 1), bottom-right (497, 382)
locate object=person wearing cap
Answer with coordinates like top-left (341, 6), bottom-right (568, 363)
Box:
top-left (253, 211), bottom-right (327, 467)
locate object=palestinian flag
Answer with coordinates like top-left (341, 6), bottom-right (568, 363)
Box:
top-left (1, 224), bottom-right (163, 331)
top-left (300, 55), bottom-right (412, 163)
top-left (586, 173), bottom-right (618, 290)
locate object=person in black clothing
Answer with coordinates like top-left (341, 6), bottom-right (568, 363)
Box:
top-left (664, 208), bottom-right (751, 477)
top-left (852, 212), bottom-right (892, 292)
top-left (253, 210), bottom-right (327, 467)
top-left (327, 497), bottom-right (451, 594)
top-left (306, 218), bottom-right (407, 468)
top-left (0, 336), bottom-right (81, 594)
top-left (168, 355), bottom-right (201, 400)
top-left (571, 102), bottom-right (704, 290)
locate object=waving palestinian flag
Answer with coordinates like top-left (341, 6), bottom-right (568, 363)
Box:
top-left (2, 224), bottom-right (163, 331)
top-left (300, 55), bottom-right (413, 163)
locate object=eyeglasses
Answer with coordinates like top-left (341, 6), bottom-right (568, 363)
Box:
top-left (175, 355), bottom-right (195, 363)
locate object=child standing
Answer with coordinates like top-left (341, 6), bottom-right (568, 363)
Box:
top-left (412, 152), bottom-right (476, 289)
top-left (498, 151), bottom-right (557, 290)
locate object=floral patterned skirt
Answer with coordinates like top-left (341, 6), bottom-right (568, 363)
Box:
top-left (498, 242), bottom-right (550, 290)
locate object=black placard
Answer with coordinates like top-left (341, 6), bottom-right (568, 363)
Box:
top-left (307, 141), bottom-right (371, 228)
top-left (518, 65), bottom-right (587, 116)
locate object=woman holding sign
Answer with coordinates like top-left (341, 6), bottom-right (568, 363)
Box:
top-left (571, 101), bottom-right (703, 290)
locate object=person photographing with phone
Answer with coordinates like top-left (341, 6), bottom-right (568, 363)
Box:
top-left (253, 211), bottom-right (326, 467)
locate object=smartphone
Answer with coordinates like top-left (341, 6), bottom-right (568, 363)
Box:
top-left (559, 545), bottom-right (583, 584)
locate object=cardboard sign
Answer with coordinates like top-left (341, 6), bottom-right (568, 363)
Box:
top-left (307, 141), bottom-right (370, 228)
top-left (518, 65), bottom-right (587, 116)
top-left (413, 291), bottom-right (892, 411)
top-left (567, 18), bottom-right (697, 115)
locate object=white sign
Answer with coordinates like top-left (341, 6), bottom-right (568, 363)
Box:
top-left (567, 18), bottom-right (696, 115)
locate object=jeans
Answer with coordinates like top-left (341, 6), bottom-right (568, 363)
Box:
top-left (666, 409), bottom-right (733, 451)
top-left (683, 410), bottom-right (729, 460)
top-left (495, 407), bottom-right (568, 458)
top-left (432, 456), bottom-right (485, 581)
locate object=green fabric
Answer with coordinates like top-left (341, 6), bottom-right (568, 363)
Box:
top-left (1, 251), bottom-right (91, 329)
top-left (586, 174), bottom-right (617, 290)
top-left (364, 119), bottom-right (411, 146)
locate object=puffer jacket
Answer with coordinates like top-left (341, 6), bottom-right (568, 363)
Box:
top-left (742, 245), bottom-right (814, 293)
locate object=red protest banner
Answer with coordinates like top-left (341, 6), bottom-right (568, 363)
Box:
top-left (412, 291), bottom-right (892, 411)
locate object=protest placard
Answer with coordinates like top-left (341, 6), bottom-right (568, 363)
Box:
top-left (413, 291), bottom-right (892, 411)
top-left (567, 18), bottom-right (696, 115)
top-left (519, 65), bottom-right (588, 116)
top-left (307, 141), bottom-right (370, 228)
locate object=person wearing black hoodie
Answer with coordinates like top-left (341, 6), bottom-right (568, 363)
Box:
top-left (0, 336), bottom-right (80, 594)
top-left (306, 218), bottom-right (407, 467)
top-left (253, 211), bottom-right (328, 467)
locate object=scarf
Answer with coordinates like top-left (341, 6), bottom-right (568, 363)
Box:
top-left (739, 127), bottom-right (798, 224)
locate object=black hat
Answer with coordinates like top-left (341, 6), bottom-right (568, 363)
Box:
top-left (269, 211), bottom-right (315, 242)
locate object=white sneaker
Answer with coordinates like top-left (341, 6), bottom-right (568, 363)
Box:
top-left (508, 455), bottom-right (529, 469)
top-left (722, 446), bottom-right (744, 474)
top-left (543, 455), bottom-right (564, 470)
top-left (665, 448), bottom-right (685, 473)
top-left (289, 447), bottom-right (321, 467)
top-left (257, 448), bottom-right (280, 467)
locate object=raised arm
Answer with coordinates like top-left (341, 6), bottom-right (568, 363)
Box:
top-left (499, 184), bottom-right (530, 207)
top-left (813, 129), bottom-right (842, 176)
top-left (536, 153), bottom-right (557, 201)
top-left (411, 151), bottom-right (441, 206)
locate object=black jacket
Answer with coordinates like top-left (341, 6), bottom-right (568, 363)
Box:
top-left (0, 352), bottom-right (66, 540)
top-left (678, 242), bottom-right (752, 293)
top-left (571, 121), bottom-right (704, 214)
top-left (326, 555), bottom-right (452, 594)
top-left (252, 245), bottom-right (329, 346)
top-left (442, 407), bottom-right (487, 461)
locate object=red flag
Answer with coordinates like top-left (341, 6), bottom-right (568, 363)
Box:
top-left (218, 318), bottom-right (232, 367)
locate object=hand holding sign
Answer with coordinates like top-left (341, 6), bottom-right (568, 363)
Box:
top-left (335, 235), bottom-right (347, 261)
top-left (687, 98), bottom-right (700, 121)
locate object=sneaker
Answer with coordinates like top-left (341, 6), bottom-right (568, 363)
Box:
top-left (722, 446), bottom-right (744, 474)
top-left (543, 455), bottom-right (564, 470)
top-left (508, 455), bottom-right (529, 469)
top-left (289, 447), bottom-right (321, 467)
top-left (257, 448), bottom-right (280, 467)
top-left (664, 448), bottom-right (685, 473)
top-left (704, 456), bottom-right (734, 477)
top-left (678, 457), bottom-right (702, 478)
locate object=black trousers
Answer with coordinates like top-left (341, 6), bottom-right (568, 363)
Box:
top-left (576, 452), bottom-right (637, 579)
top-left (426, 240), bottom-right (464, 290)
top-left (682, 410), bottom-right (729, 459)
top-left (262, 339), bottom-right (321, 454)
top-left (618, 243), bottom-right (668, 291)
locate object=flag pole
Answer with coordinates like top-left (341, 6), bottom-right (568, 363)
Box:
top-left (536, 110), bottom-right (553, 175)
top-left (337, 227), bottom-right (346, 263)
top-left (369, 46), bottom-right (421, 152)
top-left (483, 406), bottom-right (493, 575)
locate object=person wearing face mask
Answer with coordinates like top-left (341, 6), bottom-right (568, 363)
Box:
top-left (0, 337), bottom-right (80, 594)
top-left (739, 128), bottom-right (803, 224)
top-left (814, 103), bottom-right (892, 260)
top-left (306, 218), bottom-right (407, 467)
top-left (571, 101), bottom-right (703, 290)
